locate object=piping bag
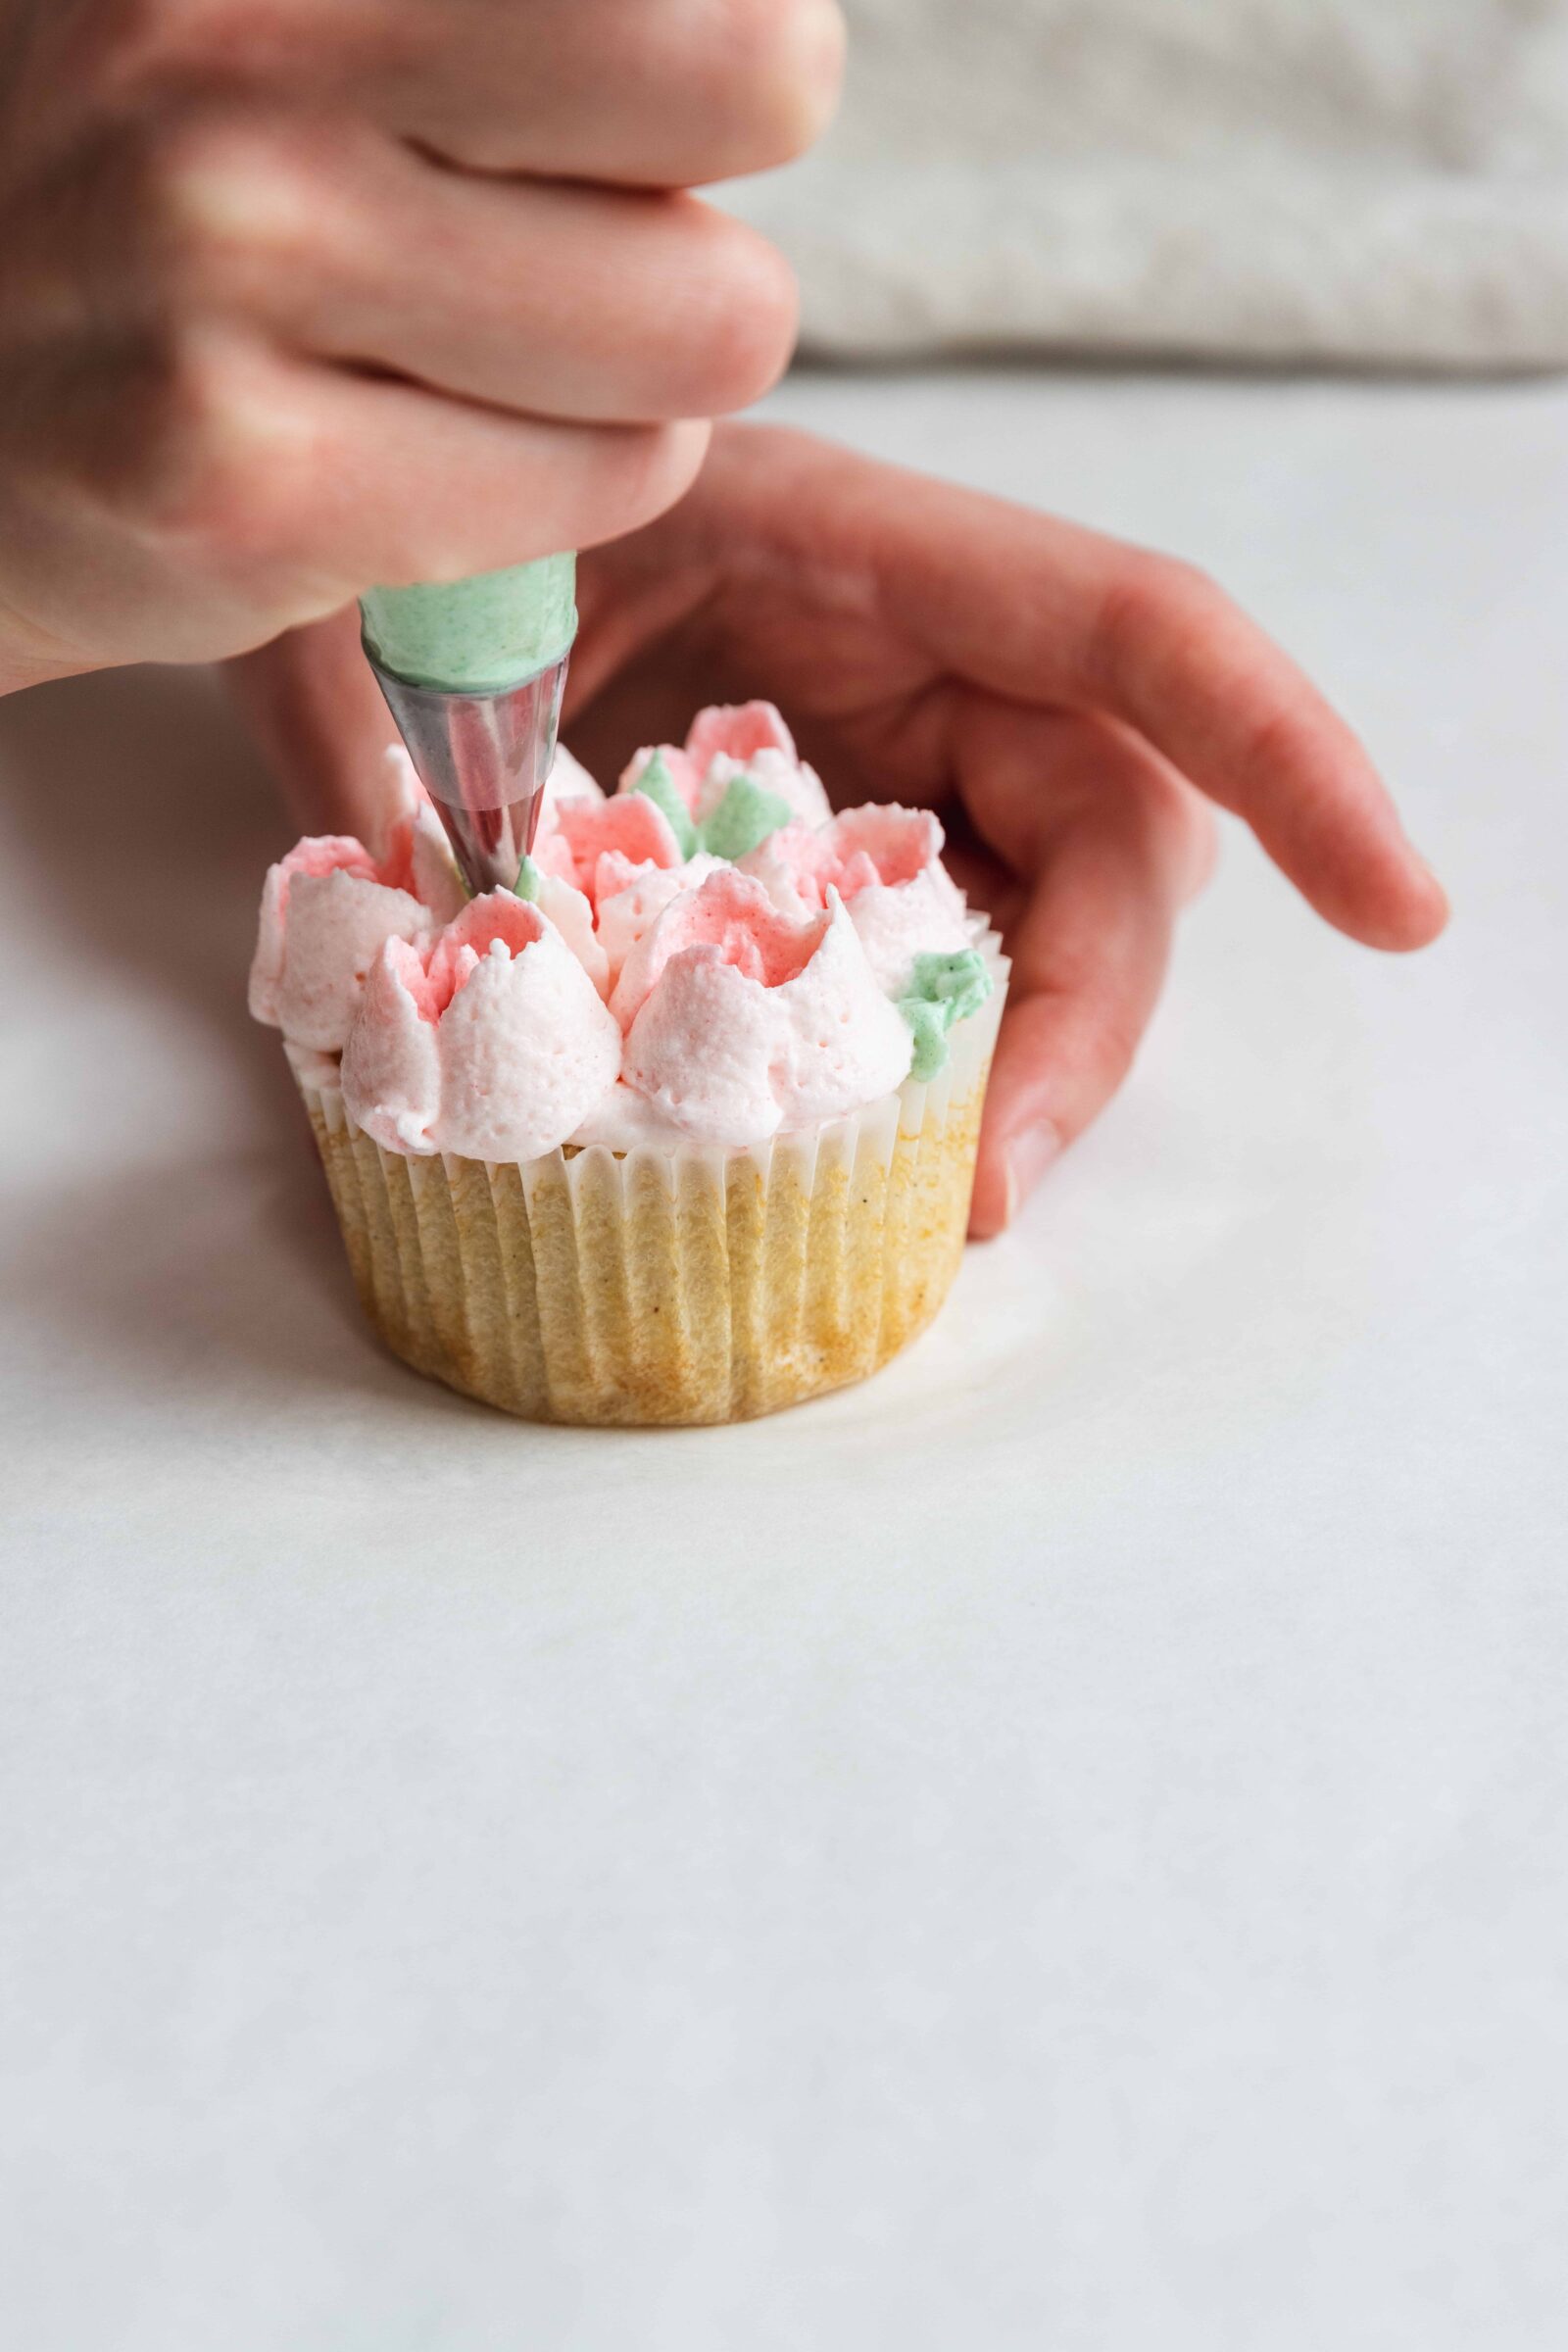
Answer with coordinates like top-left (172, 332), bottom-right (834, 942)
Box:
top-left (359, 552), bottom-right (577, 898)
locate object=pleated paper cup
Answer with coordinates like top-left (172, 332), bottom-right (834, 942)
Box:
top-left (288, 937), bottom-right (1007, 1426)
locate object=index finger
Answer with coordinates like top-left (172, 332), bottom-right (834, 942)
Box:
top-left (896, 488), bottom-right (1446, 952)
top-left (716, 430), bottom-right (1447, 952)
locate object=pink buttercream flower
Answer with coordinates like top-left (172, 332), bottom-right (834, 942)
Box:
top-left (688, 702), bottom-right (825, 829)
top-left (249, 834), bottom-right (433, 1052)
top-left (376, 750), bottom-right (467, 926)
top-left (530, 870), bottom-right (609, 998)
top-left (693, 745), bottom-right (832, 831)
top-left (611, 867), bottom-right (815, 1029)
top-left (547, 744), bottom-right (604, 803)
top-left (614, 706), bottom-right (791, 814)
top-left (342, 893), bottom-right (621, 1161)
top-left (531, 792), bottom-right (684, 908)
top-left (742, 803), bottom-right (970, 996)
top-left (594, 854), bottom-right (728, 990)
top-left (685, 701), bottom-right (796, 772)
top-left (530, 741), bottom-right (604, 875)
top-left (742, 804), bottom-right (941, 911)
top-left (617, 703), bottom-right (831, 832)
top-left (617, 742), bottom-right (703, 812)
top-left (616, 870), bottom-right (913, 1145)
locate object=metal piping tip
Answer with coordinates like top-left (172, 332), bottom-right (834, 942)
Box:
top-left (367, 648), bottom-right (570, 899)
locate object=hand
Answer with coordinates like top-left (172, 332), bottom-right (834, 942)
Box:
top-left (0, 0), bottom-right (840, 691)
top-left (228, 421), bottom-right (1449, 1234)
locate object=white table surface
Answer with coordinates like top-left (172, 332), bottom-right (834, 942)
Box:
top-left (3, 367), bottom-right (1565, 2349)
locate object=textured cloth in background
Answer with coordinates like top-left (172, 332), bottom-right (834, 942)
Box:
top-left (720, 0), bottom-right (1568, 368)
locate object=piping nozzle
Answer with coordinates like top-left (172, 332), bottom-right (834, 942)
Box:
top-left (359, 553), bottom-right (577, 900)
top-left (365, 650), bottom-right (568, 899)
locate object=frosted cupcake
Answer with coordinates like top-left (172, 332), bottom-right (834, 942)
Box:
top-left (252, 704), bottom-right (1007, 1424)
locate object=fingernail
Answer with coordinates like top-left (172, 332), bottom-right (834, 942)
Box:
top-left (1003, 1121), bottom-right (1063, 1223)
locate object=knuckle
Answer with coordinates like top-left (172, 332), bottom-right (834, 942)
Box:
top-left (69, 0), bottom-right (201, 93)
top-left (100, 335), bottom-right (314, 561)
top-left (75, 0), bottom-right (303, 101)
top-left (1237, 701), bottom-right (1321, 785)
top-left (1091, 550), bottom-right (1222, 693)
top-left (133, 110), bottom-right (328, 296)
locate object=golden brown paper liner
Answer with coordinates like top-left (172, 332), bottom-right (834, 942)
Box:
top-left (290, 952), bottom-right (1006, 1426)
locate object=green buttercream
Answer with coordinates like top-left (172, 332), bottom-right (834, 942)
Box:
top-left (632, 751), bottom-right (699, 858)
top-left (699, 773), bottom-right (792, 862)
top-left (912, 948), bottom-right (994, 1025)
top-left (360, 553), bottom-right (577, 693)
top-left (901, 998), bottom-right (951, 1082)
top-left (512, 855), bottom-right (541, 903)
top-left (898, 948), bottom-right (994, 1080)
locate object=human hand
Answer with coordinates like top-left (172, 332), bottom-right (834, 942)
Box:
top-left (229, 421), bottom-right (1448, 1234)
top-left (0, 0), bottom-right (839, 692)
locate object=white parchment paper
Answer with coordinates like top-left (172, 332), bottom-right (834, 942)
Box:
top-left (1, 368), bottom-right (1564, 2350)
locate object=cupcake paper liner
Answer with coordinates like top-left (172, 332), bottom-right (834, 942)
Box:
top-left (290, 938), bottom-right (1008, 1426)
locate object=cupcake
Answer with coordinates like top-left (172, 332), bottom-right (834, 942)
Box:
top-left (251, 704), bottom-right (1008, 1424)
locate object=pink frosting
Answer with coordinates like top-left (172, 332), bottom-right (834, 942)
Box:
top-left (532, 871), bottom-right (608, 997)
top-left (846, 868), bottom-right (971, 998)
top-left (687, 701), bottom-right (796, 772)
top-left (341, 893), bottom-right (621, 1160)
top-left (249, 755), bottom-right (473, 1050)
top-left (595, 853), bottom-right (727, 990)
top-left (618, 742), bottom-right (703, 812)
top-left (249, 837), bottom-right (430, 1052)
top-left (618, 702), bottom-right (833, 832)
top-left (742, 803), bottom-right (970, 996)
top-left (259, 707), bottom-right (987, 1160)
top-left (617, 871), bottom-right (913, 1144)
top-left (548, 745), bottom-right (604, 804)
top-left (532, 792), bottom-right (683, 908)
top-left (377, 752), bottom-right (467, 927)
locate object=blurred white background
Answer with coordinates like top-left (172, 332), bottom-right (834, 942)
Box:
top-left (724, 0), bottom-right (1568, 364)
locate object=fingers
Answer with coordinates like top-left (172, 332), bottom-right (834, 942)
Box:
top-left (1074, 555), bottom-right (1449, 952)
top-left (24, 331), bottom-right (710, 661)
top-left (242, 365), bottom-right (713, 583)
top-left (693, 427), bottom-right (1447, 955)
top-left (195, 129), bottom-right (795, 424)
top-left (51, 106), bottom-right (798, 426)
top-left (963, 704), bottom-right (1215, 1240)
top-left (363, 0), bottom-right (848, 184)
top-left (317, 172), bottom-right (798, 425)
top-left (956, 523), bottom-right (1445, 953)
top-left (0, 7), bottom-right (835, 682)
top-left (76, 0), bottom-right (846, 188)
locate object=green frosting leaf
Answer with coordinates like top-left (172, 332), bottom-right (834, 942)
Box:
top-left (512, 854), bottom-right (541, 902)
top-left (631, 751), bottom-right (698, 859)
top-left (698, 772), bottom-right (793, 862)
top-left (911, 948), bottom-right (993, 1024)
top-left (897, 948), bottom-right (993, 1080)
top-left (901, 998), bottom-right (951, 1083)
